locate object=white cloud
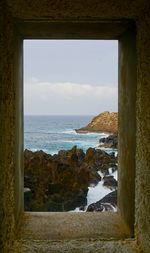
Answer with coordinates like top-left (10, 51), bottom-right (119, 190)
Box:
top-left (24, 79), bottom-right (118, 115)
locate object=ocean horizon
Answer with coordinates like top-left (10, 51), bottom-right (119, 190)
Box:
top-left (24, 115), bottom-right (108, 155)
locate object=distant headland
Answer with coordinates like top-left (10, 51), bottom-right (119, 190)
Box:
top-left (75, 111), bottom-right (118, 134)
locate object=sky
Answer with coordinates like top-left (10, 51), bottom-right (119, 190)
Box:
top-left (24, 40), bottom-right (118, 115)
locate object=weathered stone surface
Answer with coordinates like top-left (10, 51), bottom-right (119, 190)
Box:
top-left (76, 111), bottom-right (118, 134)
top-left (12, 239), bottom-right (139, 253)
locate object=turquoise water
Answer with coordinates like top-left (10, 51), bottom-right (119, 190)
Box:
top-left (24, 115), bottom-right (107, 154)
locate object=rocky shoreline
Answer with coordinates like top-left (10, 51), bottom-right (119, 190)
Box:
top-left (24, 112), bottom-right (118, 212)
top-left (24, 141), bottom-right (118, 212)
top-left (99, 134), bottom-right (118, 149)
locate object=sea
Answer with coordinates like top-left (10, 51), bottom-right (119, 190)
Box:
top-left (24, 115), bottom-right (109, 154)
top-left (24, 115), bottom-right (117, 211)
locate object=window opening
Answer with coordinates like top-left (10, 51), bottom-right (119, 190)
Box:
top-left (23, 40), bottom-right (118, 212)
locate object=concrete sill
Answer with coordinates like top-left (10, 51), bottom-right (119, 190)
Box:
top-left (20, 212), bottom-right (130, 240)
top-left (13, 239), bottom-right (137, 253)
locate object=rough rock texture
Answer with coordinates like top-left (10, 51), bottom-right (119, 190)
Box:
top-left (0, 4), bottom-right (17, 253)
top-left (87, 190), bottom-right (117, 212)
top-left (99, 134), bottom-right (118, 149)
top-left (76, 112), bottom-right (118, 134)
top-left (24, 147), bottom-right (116, 211)
top-left (135, 11), bottom-right (150, 253)
top-left (103, 175), bottom-right (117, 189)
top-left (12, 239), bottom-right (140, 253)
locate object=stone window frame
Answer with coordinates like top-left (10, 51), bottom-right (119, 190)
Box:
top-left (14, 20), bottom-right (136, 240)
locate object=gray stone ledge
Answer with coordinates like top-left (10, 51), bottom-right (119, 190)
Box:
top-left (21, 212), bottom-right (130, 240)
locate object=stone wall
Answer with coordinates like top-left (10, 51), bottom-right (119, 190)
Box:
top-left (136, 9), bottom-right (150, 253)
top-left (0, 0), bottom-right (150, 252)
top-left (0, 3), bottom-right (16, 252)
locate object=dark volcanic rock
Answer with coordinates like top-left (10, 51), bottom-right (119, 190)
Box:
top-left (99, 134), bottom-right (118, 149)
top-left (85, 147), bottom-right (117, 173)
top-left (87, 190), bottom-right (117, 212)
top-left (103, 175), bottom-right (117, 190)
top-left (24, 146), bottom-right (117, 211)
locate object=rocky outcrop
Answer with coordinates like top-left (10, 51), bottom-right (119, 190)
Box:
top-left (75, 111), bottom-right (118, 134)
top-left (103, 175), bottom-right (117, 190)
top-left (99, 134), bottom-right (118, 149)
top-left (24, 146), bottom-right (117, 211)
top-left (87, 190), bottom-right (117, 212)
